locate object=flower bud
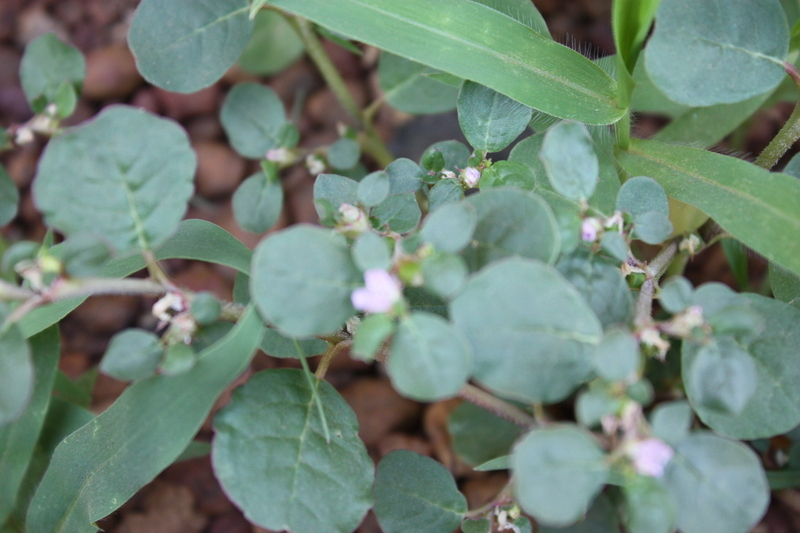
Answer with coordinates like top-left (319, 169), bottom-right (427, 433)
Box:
top-left (336, 203), bottom-right (369, 237)
top-left (581, 217), bottom-right (602, 242)
top-left (461, 166), bottom-right (481, 188)
top-left (441, 170), bottom-right (457, 180)
top-left (266, 147), bottom-right (294, 165)
top-left (305, 154), bottom-right (326, 175)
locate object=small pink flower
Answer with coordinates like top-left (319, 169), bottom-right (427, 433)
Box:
top-left (351, 269), bottom-right (402, 313)
top-left (461, 167), bottom-right (481, 188)
top-left (628, 438), bottom-right (674, 478)
top-left (581, 218), bottom-right (602, 242)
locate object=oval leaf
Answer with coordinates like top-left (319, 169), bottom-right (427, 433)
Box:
top-left (221, 83), bottom-right (288, 159)
top-left (20, 33), bottom-right (85, 111)
top-left (129, 0), bottom-right (253, 92)
top-left (0, 164), bottom-right (19, 226)
top-left (457, 81), bottom-right (532, 152)
top-left (237, 10), bottom-right (304, 76)
top-left (0, 318), bottom-right (34, 427)
top-left (450, 258), bottom-right (603, 403)
top-left (540, 121), bottom-right (598, 202)
top-left (99, 329), bottom-right (163, 382)
top-left (420, 201), bottom-right (477, 253)
top-left (33, 105), bottom-right (196, 255)
top-left (251, 225), bottom-right (362, 337)
top-left (233, 168), bottom-right (284, 233)
top-left (212, 368), bottom-right (373, 533)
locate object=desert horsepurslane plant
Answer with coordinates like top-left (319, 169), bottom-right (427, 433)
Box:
top-left (2, 0), bottom-right (800, 531)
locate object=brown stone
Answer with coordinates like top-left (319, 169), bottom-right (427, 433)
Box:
top-left (161, 457), bottom-right (234, 517)
top-left (305, 80), bottom-right (367, 128)
top-left (340, 377), bottom-right (422, 447)
top-left (266, 60), bottom-right (319, 105)
top-left (377, 432), bottom-right (433, 459)
top-left (82, 44), bottom-right (143, 100)
top-left (0, 86), bottom-right (33, 123)
top-left (70, 294), bottom-right (141, 335)
top-left (282, 165), bottom-right (318, 225)
top-left (194, 140), bottom-right (247, 198)
top-left (322, 39), bottom-right (362, 79)
top-left (424, 399), bottom-right (472, 476)
top-left (7, 143), bottom-right (40, 188)
top-left (207, 512), bottom-right (252, 533)
top-left (115, 482), bottom-right (206, 533)
top-left (155, 84), bottom-right (221, 121)
top-left (0, 46), bottom-right (21, 88)
top-left (460, 472), bottom-right (510, 511)
top-left (131, 87), bottom-right (162, 114)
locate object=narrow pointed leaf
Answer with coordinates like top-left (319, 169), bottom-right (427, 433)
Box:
top-left (268, 0), bottom-right (624, 124)
top-left (616, 138), bottom-right (800, 276)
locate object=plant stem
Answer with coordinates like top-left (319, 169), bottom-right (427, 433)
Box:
top-left (315, 340), bottom-right (352, 379)
top-left (0, 280), bottom-right (34, 301)
top-left (755, 63), bottom-right (800, 169)
top-left (458, 384), bottom-right (536, 428)
top-left (634, 240), bottom-right (679, 325)
top-left (50, 277), bottom-right (166, 300)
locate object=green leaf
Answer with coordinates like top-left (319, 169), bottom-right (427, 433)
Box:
top-left (378, 52), bottom-right (459, 114)
top-left (212, 368), bottom-right (373, 533)
top-left (616, 138), bottom-right (800, 276)
top-left (556, 251), bottom-right (634, 328)
top-left (770, 262), bottom-right (800, 306)
top-left (0, 327), bottom-right (59, 523)
top-left (357, 171), bottom-right (390, 207)
top-left (462, 188), bottom-right (560, 271)
top-left (0, 318), bottom-right (33, 427)
top-left (650, 400), bottom-right (693, 447)
top-left (468, 0), bottom-right (549, 36)
top-left (190, 292), bottom-right (222, 326)
top-left (474, 455), bottom-right (510, 471)
top-left (314, 174), bottom-right (359, 220)
top-left (259, 328), bottom-right (327, 359)
top-left (352, 231), bottom-right (392, 271)
top-left (0, 165), bottom-right (18, 227)
top-left (20, 33), bottom-right (85, 111)
top-left (157, 344), bottom-right (196, 376)
top-left (372, 193), bottom-right (421, 234)
top-left (421, 252), bottom-right (469, 300)
top-left (663, 432), bottom-right (769, 533)
top-left (428, 179), bottom-right (464, 211)
top-left (576, 387), bottom-right (623, 428)
top-left (420, 201), bottom-right (477, 253)
top-left (479, 160), bottom-right (536, 191)
top-left (233, 167), bottom-right (284, 233)
top-left (512, 425), bottom-right (609, 527)
top-left (53, 80), bottom-right (78, 119)
top-left (373, 450), bottom-right (466, 533)
top-left (538, 494), bottom-right (621, 533)
top-left (33, 105), bottom-right (196, 255)
top-left (684, 294), bottom-right (800, 438)
top-left (99, 329), bottom-right (163, 382)
top-left (659, 276), bottom-right (694, 314)
top-left (591, 330), bottom-right (640, 382)
top-left (387, 312), bottom-right (472, 401)
top-left (600, 231), bottom-right (628, 263)
top-left (221, 83), bottom-right (287, 159)
top-left (644, 0), bottom-right (789, 106)
top-left (329, 138), bottom-right (361, 170)
top-left (237, 10), bottom-right (304, 75)
top-left (616, 176), bottom-right (673, 245)
top-left (251, 225), bottom-right (361, 337)
top-left (26, 307), bottom-right (263, 533)
top-left (128, 0), bottom-right (253, 92)
top-left (622, 476), bottom-right (676, 533)
top-left (352, 313), bottom-right (395, 361)
top-left (269, 0), bottom-right (624, 124)
top-left (386, 158), bottom-right (425, 193)
top-left (420, 141), bottom-right (470, 173)
top-left (457, 81), bottom-right (532, 152)
top-left (612, 0), bottom-right (659, 75)
top-left (450, 258), bottom-right (603, 403)
top-left (448, 401), bottom-right (523, 467)
top-left (685, 339), bottom-right (756, 415)
top-left (540, 121), bottom-right (599, 202)
top-left (461, 518), bottom-right (491, 533)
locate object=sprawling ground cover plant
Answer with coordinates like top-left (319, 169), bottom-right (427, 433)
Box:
top-left (2, 0), bottom-right (800, 531)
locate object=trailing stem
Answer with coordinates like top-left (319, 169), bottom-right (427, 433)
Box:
top-left (634, 239), bottom-right (679, 325)
top-left (755, 63), bottom-right (800, 169)
top-left (457, 383), bottom-right (537, 428)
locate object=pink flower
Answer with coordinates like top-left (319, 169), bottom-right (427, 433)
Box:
top-left (628, 438), bottom-right (674, 477)
top-left (581, 218), bottom-right (602, 242)
top-left (351, 269), bottom-right (402, 313)
top-left (461, 167), bottom-right (481, 188)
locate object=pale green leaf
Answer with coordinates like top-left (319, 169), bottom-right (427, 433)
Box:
top-left (457, 81), bottom-right (532, 152)
top-left (329, 138), bottom-right (361, 170)
top-left (372, 193), bottom-right (421, 234)
top-left (237, 10), bottom-right (303, 75)
top-left (212, 368), bottom-right (373, 533)
top-left (99, 329), bottom-right (162, 382)
top-left (0, 318), bottom-right (32, 427)
top-left (448, 402), bottom-right (522, 467)
top-left (421, 252), bottom-right (469, 300)
top-left (420, 201), bottom-right (477, 253)
top-left (269, 0), bottom-right (624, 124)
top-left (259, 328), bottom-right (327, 359)
top-left (129, 0), bottom-right (253, 92)
top-left (233, 168), bottom-right (284, 233)
top-left (622, 476), bottom-right (676, 533)
top-left (650, 400), bottom-right (693, 447)
top-left (20, 33), bottom-right (85, 111)
top-left (221, 83), bottom-right (287, 159)
top-left (468, 0), bottom-right (549, 36)
top-left (450, 258), bottom-right (603, 403)
top-left (540, 121), bottom-right (598, 202)
top-left (0, 165), bottom-right (18, 227)
top-left (378, 52), bottom-right (459, 114)
top-left (33, 106), bottom-right (196, 255)
top-left (374, 450), bottom-right (466, 533)
top-left (357, 171), bottom-right (390, 207)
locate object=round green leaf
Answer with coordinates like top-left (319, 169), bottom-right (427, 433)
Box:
top-left (463, 188), bottom-right (560, 270)
top-left (663, 432), bottom-right (769, 533)
top-left (385, 158), bottom-right (425, 194)
top-left (540, 121), bottom-right (598, 202)
top-left (659, 276), bottom-right (694, 314)
top-left (450, 258), bottom-right (603, 403)
top-left (20, 33), bottom-right (85, 111)
top-left (388, 312), bottom-right (472, 401)
top-left (100, 329), bottom-right (163, 382)
top-left (329, 138), bottom-right (361, 170)
top-left (258, 328), bottom-right (327, 359)
top-left (556, 251), bottom-right (634, 328)
top-left (512, 425), bottom-right (609, 527)
top-left (420, 201), bottom-right (477, 253)
top-left (461, 518), bottom-right (491, 533)
top-left (159, 344), bottom-right (196, 376)
top-left (129, 0), bottom-right (253, 92)
top-left (428, 179), bottom-right (464, 212)
top-left (0, 164), bottom-right (19, 226)
top-left (371, 193), bottom-right (421, 234)
top-left (33, 106), bottom-right (196, 255)
top-left (650, 400), bottom-right (693, 447)
top-left (479, 160), bottom-right (536, 190)
top-left (592, 330), bottom-right (640, 382)
top-left (357, 171), bottom-right (390, 207)
top-left (623, 476), bottom-right (677, 533)
top-left (644, 0), bottom-right (789, 106)
top-left (313, 173), bottom-right (359, 221)
top-left (448, 401), bottom-right (523, 467)
top-left (352, 231), bottom-right (392, 271)
top-left (378, 52), bottom-right (459, 114)
top-left (685, 339), bottom-right (757, 415)
top-left (221, 83), bottom-right (287, 159)
top-left (191, 292), bottom-right (222, 326)
top-left (600, 231), bottom-right (628, 263)
top-left (237, 10), bottom-right (304, 76)
top-left (538, 494), bottom-right (621, 532)
top-left (374, 450), bottom-right (466, 533)
top-left (684, 294), bottom-right (800, 438)
top-left (420, 141), bottom-right (470, 173)
top-left (212, 369), bottom-right (374, 533)
top-left (617, 177), bottom-right (669, 218)
top-left (421, 252), bottom-right (469, 300)
top-left (233, 168), bottom-right (284, 233)
top-left (457, 81), bottom-right (532, 152)
top-left (351, 313), bottom-right (395, 361)
top-left (0, 321), bottom-right (33, 426)
top-left (251, 225), bottom-right (361, 337)
top-left (631, 210), bottom-right (673, 245)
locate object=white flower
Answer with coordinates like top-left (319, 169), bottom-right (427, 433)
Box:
top-left (680, 234), bottom-right (702, 255)
top-left (351, 269), bottom-right (402, 313)
top-left (305, 154), bottom-right (325, 175)
top-left (581, 217), bottom-right (602, 242)
top-left (441, 170), bottom-right (456, 180)
top-left (337, 203), bottom-right (369, 236)
top-left (638, 326), bottom-right (671, 360)
top-left (628, 438), bottom-right (674, 477)
top-left (266, 147), bottom-right (293, 165)
top-left (152, 292), bottom-right (185, 323)
top-left (461, 167), bottom-right (481, 188)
